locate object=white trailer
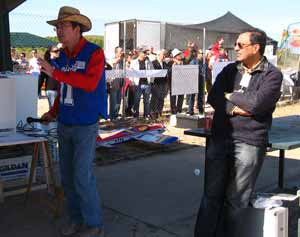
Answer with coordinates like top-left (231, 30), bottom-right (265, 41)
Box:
top-left (104, 19), bottom-right (163, 59)
top-left (104, 22), bottom-right (120, 60)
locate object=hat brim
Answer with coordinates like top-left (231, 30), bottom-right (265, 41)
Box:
top-left (172, 48), bottom-right (182, 57)
top-left (47, 14), bottom-right (92, 32)
top-left (172, 52), bottom-right (182, 57)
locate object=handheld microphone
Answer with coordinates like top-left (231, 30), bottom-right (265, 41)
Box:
top-left (26, 117), bottom-right (49, 124)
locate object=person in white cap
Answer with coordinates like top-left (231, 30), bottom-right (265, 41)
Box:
top-left (38, 6), bottom-right (106, 237)
top-left (129, 46), bottom-right (154, 119)
top-left (170, 48), bottom-right (184, 115)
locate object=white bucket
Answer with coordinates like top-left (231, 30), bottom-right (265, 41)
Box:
top-left (170, 114), bottom-right (177, 127)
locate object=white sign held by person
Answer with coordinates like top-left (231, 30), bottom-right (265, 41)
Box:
top-left (212, 61), bottom-right (233, 84)
top-left (171, 65), bottom-right (199, 95)
top-left (105, 69), bottom-right (167, 81)
top-left (126, 69), bottom-right (167, 78)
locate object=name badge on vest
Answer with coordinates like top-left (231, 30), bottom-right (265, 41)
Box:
top-left (74, 61), bottom-right (86, 70)
top-left (239, 73), bottom-right (251, 89)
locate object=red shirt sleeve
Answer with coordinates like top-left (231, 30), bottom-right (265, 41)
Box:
top-left (52, 48), bottom-right (105, 92)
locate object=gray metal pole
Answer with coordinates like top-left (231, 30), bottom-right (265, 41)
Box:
top-left (121, 21), bottom-right (127, 118)
top-left (202, 28), bottom-right (206, 114)
top-left (0, 12), bottom-right (12, 71)
top-left (123, 21), bottom-right (127, 54)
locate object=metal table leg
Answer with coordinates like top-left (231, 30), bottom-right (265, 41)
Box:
top-left (278, 149), bottom-right (285, 189)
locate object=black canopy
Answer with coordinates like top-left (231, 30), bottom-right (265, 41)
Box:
top-left (0, 0), bottom-right (25, 71)
top-left (185, 11), bottom-right (255, 34)
top-left (165, 11), bottom-right (277, 56)
top-left (0, 0), bottom-right (25, 14)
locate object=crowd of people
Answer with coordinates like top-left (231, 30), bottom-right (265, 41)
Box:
top-left (11, 48), bottom-right (41, 75)
top-left (105, 37), bottom-right (229, 121)
top-left (11, 35), bottom-right (229, 122)
top-left (11, 44), bottom-right (63, 110)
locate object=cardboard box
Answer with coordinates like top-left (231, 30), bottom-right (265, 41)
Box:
top-left (230, 207), bottom-right (288, 237)
top-left (176, 114), bottom-right (205, 129)
top-left (0, 77), bottom-right (16, 136)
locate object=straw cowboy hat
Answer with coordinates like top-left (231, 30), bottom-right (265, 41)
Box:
top-left (47, 6), bottom-right (92, 32)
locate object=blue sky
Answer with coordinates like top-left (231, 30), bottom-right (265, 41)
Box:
top-left (9, 0), bottom-right (300, 42)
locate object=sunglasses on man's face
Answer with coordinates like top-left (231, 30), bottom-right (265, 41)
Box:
top-left (51, 50), bottom-right (59, 53)
top-left (234, 42), bottom-right (253, 49)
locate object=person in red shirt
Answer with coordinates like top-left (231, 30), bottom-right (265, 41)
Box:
top-left (211, 36), bottom-right (224, 55)
top-left (183, 40), bottom-right (195, 63)
top-left (38, 6), bottom-right (106, 237)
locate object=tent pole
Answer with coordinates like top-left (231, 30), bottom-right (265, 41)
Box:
top-left (202, 28), bottom-right (206, 114)
top-left (0, 12), bottom-right (12, 71)
top-left (121, 21), bottom-right (127, 119)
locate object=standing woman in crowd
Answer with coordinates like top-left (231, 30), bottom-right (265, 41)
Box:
top-left (150, 49), bottom-right (170, 119)
top-left (169, 48), bottom-right (184, 115)
top-left (38, 45), bottom-right (60, 108)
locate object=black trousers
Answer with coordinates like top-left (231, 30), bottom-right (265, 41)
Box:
top-left (150, 83), bottom-right (168, 114)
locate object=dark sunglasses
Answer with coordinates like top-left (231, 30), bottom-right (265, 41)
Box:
top-left (234, 42), bottom-right (252, 49)
top-left (51, 50), bottom-right (59, 53)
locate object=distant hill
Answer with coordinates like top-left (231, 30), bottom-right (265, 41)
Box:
top-left (85, 35), bottom-right (104, 47)
top-left (11, 32), bottom-right (56, 48)
top-left (45, 35), bottom-right (104, 47)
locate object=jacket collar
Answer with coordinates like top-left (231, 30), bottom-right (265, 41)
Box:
top-left (63, 37), bottom-right (87, 58)
top-left (236, 56), bottom-right (269, 74)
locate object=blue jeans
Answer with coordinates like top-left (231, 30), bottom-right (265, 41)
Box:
top-left (58, 122), bottom-right (103, 228)
top-left (46, 90), bottom-right (57, 108)
top-left (133, 84), bottom-right (151, 117)
top-left (194, 138), bottom-right (266, 237)
top-left (109, 89), bottom-right (121, 120)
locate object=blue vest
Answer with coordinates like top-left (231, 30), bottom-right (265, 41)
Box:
top-left (55, 42), bottom-right (107, 125)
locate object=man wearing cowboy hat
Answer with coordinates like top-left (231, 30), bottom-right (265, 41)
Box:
top-left (39, 6), bottom-right (107, 237)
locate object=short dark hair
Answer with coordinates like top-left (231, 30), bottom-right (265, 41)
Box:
top-left (71, 22), bottom-right (83, 34)
top-left (215, 36), bottom-right (223, 43)
top-left (114, 46), bottom-right (122, 53)
top-left (246, 28), bottom-right (267, 56)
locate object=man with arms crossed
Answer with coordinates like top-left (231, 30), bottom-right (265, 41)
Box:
top-left (194, 29), bottom-right (282, 237)
top-left (39, 6), bottom-right (107, 237)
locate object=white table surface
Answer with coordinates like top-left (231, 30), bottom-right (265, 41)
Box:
top-left (0, 132), bottom-right (46, 146)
